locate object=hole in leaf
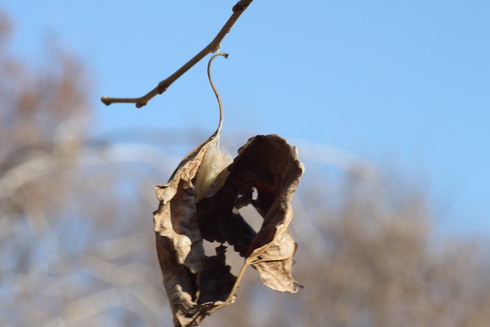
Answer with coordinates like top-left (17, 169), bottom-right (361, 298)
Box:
top-left (202, 240), bottom-right (223, 256)
top-left (238, 205), bottom-right (262, 232)
top-left (237, 187), bottom-right (262, 232)
top-left (202, 240), bottom-right (242, 276)
top-left (223, 242), bottom-right (243, 276)
top-left (252, 187), bottom-right (258, 201)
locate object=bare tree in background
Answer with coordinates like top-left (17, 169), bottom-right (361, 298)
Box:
top-left (0, 13), bottom-right (172, 326)
top-left (1, 10), bottom-right (490, 327)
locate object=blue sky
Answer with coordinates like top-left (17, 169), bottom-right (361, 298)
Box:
top-left (2, 1), bottom-right (489, 237)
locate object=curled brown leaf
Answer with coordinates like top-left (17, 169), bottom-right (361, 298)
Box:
top-left (154, 134), bottom-right (304, 327)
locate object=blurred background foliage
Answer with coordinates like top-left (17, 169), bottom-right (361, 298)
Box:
top-left (1, 11), bottom-right (490, 327)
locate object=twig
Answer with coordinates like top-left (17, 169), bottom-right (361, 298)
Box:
top-left (100, 0), bottom-right (254, 108)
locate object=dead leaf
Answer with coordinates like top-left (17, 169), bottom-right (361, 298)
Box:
top-left (154, 133), bottom-right (304, 327)
top-left (154, 133), bottom-right (233, 327)
top-left (197, 134), bottom-right (304, 296)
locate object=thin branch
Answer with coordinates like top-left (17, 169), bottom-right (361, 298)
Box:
top-left (100, 0), bottom-right (253, 108)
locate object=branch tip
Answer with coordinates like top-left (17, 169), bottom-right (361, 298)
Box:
top-left (100, 96), bottom-right (112, 106)
top-left (233, 0), bottom-right (251, 12)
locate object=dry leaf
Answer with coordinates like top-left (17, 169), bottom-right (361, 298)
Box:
top-left (154, 133), bottom-right (304, 327)
top-left (154, 133), bottom-right (233, 327)
top-left (198, 134), bottom-right (304, 294)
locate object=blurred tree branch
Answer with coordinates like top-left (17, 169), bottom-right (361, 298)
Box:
top-left (101, 0), bottom-right (254, 108)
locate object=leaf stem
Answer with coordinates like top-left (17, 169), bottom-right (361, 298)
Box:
top-left (207, 52), bottom-right (228, 138)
